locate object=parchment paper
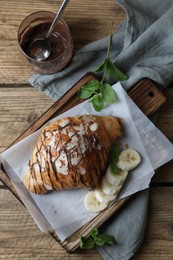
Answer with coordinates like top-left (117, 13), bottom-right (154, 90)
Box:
top-left (1, 83), bottom-right (173, 241)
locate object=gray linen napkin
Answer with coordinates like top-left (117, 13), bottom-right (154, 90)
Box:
top-left (29, 0), bottom-right (173, 259)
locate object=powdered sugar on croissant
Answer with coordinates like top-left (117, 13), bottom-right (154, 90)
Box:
top-left (23, 115), bottom-right (122, 194)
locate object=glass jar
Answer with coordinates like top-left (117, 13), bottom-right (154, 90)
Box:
top-left (17, 11), bottom-right (73, 74)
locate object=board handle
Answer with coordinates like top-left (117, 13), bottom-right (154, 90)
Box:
top-left (128, 79), bottom-right (166, 116)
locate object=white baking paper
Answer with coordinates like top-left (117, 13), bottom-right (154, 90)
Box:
top-left (1, 83), bottom-right (173, 242)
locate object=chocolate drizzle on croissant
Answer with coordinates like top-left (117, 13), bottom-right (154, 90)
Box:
top-left (23, 115), bottom-right (122, 194)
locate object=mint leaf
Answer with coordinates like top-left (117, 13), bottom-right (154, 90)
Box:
top-left (100, 82), bottom-right (117, 104)
top-left (91, 228), bottom-right (99, 239)
top-left (80, 228), bottom-right (117, 250)
top-left (109, 145), bottom-right (120, 174)
top-left (77, 80), bottom-right (100, 99)
top-left (91, 94), bottom-right (104, 111)
top-left (83, 79), bottom-right (100, 91)
top-left (110, 145), bottom-right (119, 163)
top-left (94, 234), bottom-right (106, 247)
top-left (110, 164), bottom-right (119, 175)
top-left (78, 87), bottom-right (93, 99)
top-left (106, 58), bottom-right (128, 82)
top-left (95, 59), bottom-right (106, 72)
top-left (80, 236), bottom-right (95, 249)
top-left (95, 234), bottom-right (116, 246)
top-left (98, 234), bottom-right (117, 245)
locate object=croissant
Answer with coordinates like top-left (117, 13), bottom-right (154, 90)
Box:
top-left (23, 115), bottom-right (122, 194)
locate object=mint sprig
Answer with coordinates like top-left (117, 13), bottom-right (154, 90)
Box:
top-left (80, 228), bottom-right (117, 249)
top-left (78, 23), bottom-right (128, 111)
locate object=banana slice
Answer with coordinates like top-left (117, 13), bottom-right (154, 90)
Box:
top-left (95, 186), bottom-right (116, 205)
top-left (117, 148), bottom-right (141, 171)
top-left (84, 191), bottom-right (107, 212)
top-left (101, 176), bottom-right (120, 196)
top-left (105, 166), bottom-right (128, 186)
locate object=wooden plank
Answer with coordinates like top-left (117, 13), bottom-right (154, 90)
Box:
top-left (0, 86), bottom-right (53, 152)
top-left (152, 160), bottom-right (173, 183)
top-left (132, 187), bottom-right (173, 260)
top-left (0, 0), bottom-right (125, 84)
top-left (0, 73), bottom-right (167, 252)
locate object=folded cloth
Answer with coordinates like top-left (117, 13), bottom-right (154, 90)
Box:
top-left (29, 0), bottom-right (173, 259)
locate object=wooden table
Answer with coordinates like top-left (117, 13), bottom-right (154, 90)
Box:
top-left (0, 1), bottom-right (173, 259)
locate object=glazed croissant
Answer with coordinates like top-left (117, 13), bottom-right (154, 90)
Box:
top-left (23, 115), bottom-right (122, 194)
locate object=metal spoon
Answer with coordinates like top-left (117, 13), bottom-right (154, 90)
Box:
top-left (28, 0), bottom-right (70, 61)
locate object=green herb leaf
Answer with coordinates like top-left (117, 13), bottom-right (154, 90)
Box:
top-left (95, 234), bottom-right (117, 246)
top-left (110, 145), bottom-right (119, 163)
top-left (106, 58), bottom-right (128, 82)
top-left (95, 59), bottom-right (107, 72)
top-left (100, 82), bottom-right (117, 104)
top-left (110, 164), bottom-right (119, 175)
top-left (84, 79), bottom-right (100, 91)
top-left (91, 94), bottom-right (104, 111)
top-left (77, 87), bottom-right (93, 99)
top-left (77, 80), bottom-right (100, 99)
top-left (94, 234), bottom-right (107, 247)
top-left (109, 145), bottom-right (120, 174)
top-left (91, 228), bottom-right (99, 239)
top-left (80, 228), bottom-right (117, 250)
top-left (99, 234), bottom-right (117, 245)
top-left (80, 236), bottom-right (95, 249)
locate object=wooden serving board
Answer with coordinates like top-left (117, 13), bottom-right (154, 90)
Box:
top-left (0, 72), bottom-right (166, 253)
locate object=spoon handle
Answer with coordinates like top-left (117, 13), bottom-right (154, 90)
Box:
top-left (46, 0), bottom-right (70, 38)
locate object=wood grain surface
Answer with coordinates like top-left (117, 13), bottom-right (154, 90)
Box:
top-left (0, 0), bottom-right (173, 259)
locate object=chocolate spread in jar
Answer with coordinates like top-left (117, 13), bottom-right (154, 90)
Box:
top-left (21, 22), bottom-right (67, 61)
